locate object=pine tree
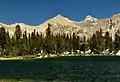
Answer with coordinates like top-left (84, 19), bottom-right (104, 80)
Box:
top-left (4, 31), bottom-right (11, 56)
top-left (35, 31), bottom-right (41, 53)
top-left (104, 31), bottom-right (111, 49)
top-left (56, 34), bottom-right (62, 54)
top-left (46, 23), bottom-right (51, 39)
top-left (95, 30), bottom-right (105, 54)
top-left (109, 38), bottom-right (114, 53)
top-left (13, 25), bottom-right (23, 56)
top-left (39, 33), bottom-right (44, 53)
top-left (80, 43), bottom-right (86, 53)
top-left (28, 33), bottom-right (31, 54)
top-left (104, 31), bottom-right (114, 53)
top-left (72, 33), bottom-right (80, 52)
top-left (114, 31), bottom-right (120, 52)
top-left (0, 27), bottom-right (6, 56)
top-left (80, 36), bottom-right (87, 53)
top-left (72, 33), bottom-right (76, 52)
top-left (30, 30), bottom-right (37, 54)
top-left (22, 30), bottom-right (28, 55)
top-left (45, 23), bottom-right (52, 54)
top-left (15, 25), bottom-right (22, 40)
top-left (89, 34), bottom-right (97, 53)
top-left (76, 36), bottom-right (80, 50)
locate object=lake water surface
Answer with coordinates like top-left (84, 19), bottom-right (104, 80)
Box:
top-left (0, 56), bottom-right (120, 82)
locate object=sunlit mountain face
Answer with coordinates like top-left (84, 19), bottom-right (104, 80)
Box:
top-left (0, 13), bottom-right (120, 39)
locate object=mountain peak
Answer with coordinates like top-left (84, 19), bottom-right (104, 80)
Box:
top-left (112, 13), bottom-right (120, 17)
top-left (85, 15), bottom-right (95, 20)
top-left (55, 14), bottom-right (65, 18)
top-left (50, 14), bottom-right (72, 22)
top-left (56, 14), bottom-right (63, 17)
top-left (84, 15), bottom-right (98, 22)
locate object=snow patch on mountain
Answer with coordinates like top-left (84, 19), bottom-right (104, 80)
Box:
top-left (84, 15), bottom-right (98, 22)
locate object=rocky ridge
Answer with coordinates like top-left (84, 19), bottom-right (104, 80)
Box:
top-left (0, 13), bottom-right (120, 38)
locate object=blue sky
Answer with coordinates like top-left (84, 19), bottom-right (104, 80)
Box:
top-left (0, 0), bottom-right (120, 25)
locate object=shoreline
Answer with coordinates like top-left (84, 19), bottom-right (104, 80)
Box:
top-left (0, 55), bottom-right (119, 61)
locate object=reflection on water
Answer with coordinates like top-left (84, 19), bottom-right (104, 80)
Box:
top-left (0, 56), bottom-right (120, 82)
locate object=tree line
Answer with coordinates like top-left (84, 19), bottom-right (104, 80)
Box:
top-left (0, 23), bottom-right (120, 57)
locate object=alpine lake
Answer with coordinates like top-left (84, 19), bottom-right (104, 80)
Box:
top-left (0, 56), bottom-right (120, 82)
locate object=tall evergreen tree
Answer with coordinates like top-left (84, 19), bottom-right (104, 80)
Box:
top-left (22, 30), bottom-right (28, 55)
top-left (4, 31), bottom-right (11, 55)
top-left (72, 33), bottom-right (76, 52)
top-left (0, 26), bottom-right (6, 55)
top-left (89, 34), bottom-right (97, 53)
top-left (15, 25), bottom-right (22, 40)
top-left (45, 23), bottom-right (52, 54)
top-left (13, 25), bottom-right (23, 56)
top-left (114, 31), bottom-right (120, 52)
top-left (95, 30), bottom-right (105, 54)
top-left (46, 23), bottom-right (51, 39)
top-left (104, 31), bottom-right (111, 49)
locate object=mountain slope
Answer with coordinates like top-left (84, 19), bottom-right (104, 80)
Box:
top-left (36, 14), bottom-right (81, 34)
top-left (0, 22), bottom-right (37, 35)
top-left (0, 13), bottom-right (120, 38)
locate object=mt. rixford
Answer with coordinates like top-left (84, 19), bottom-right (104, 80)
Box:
top-left (1, 13), bottom-right (120, 38)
